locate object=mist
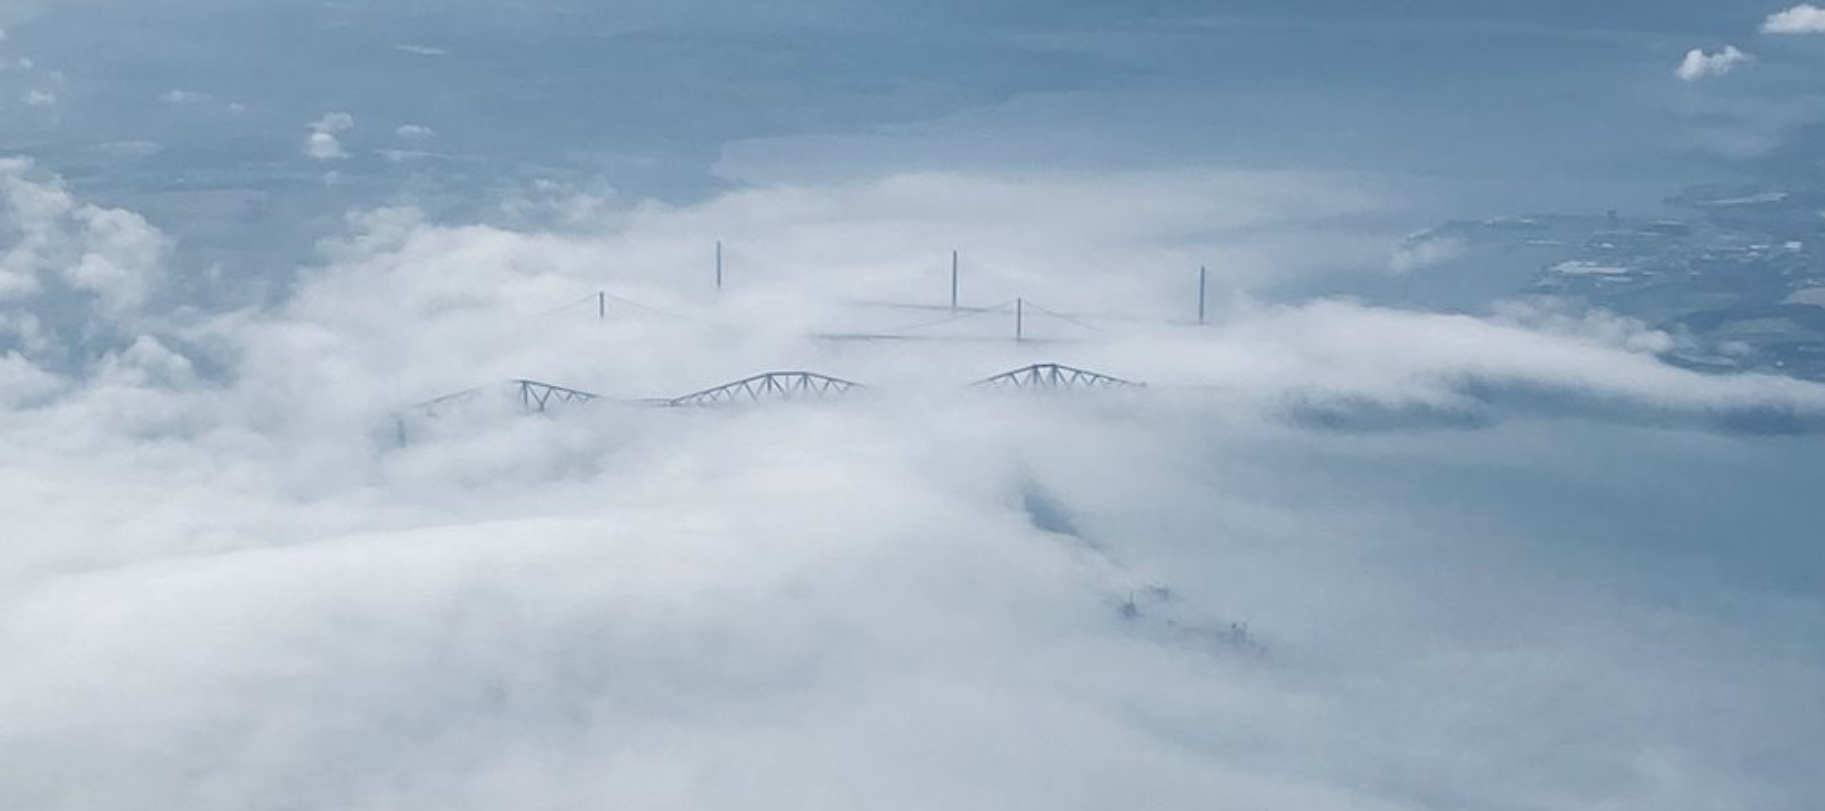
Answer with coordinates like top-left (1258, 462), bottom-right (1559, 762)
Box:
top-left (5, 3), bottom-right (1825, 809)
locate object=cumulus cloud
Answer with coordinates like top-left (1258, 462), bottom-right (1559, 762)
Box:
top-left (21, 88), bottom-right (53, 106)
top-left (3, 164), bottom-right (1824, 810)
top-left (395, 123), bottom-right (435, 140)
top-left (304, 112), bottom-right (355, 160)
top-left (1763, 4), bottom-right (1825, 34)
top-left (1675, 46), bottom-right (1750, 81)
top-left (0, 159), bottom-right (169, 368)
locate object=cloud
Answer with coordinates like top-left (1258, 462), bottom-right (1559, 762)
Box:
top-left (21, 88), bottom-right (53, 106)
top-left (3, 164), bottom-right (1824, 810)
top-left (393, 43), bottom-right (448, 56)
top-left (1675, 46), bottom-right (1750, 81)
top-left (1763, 4), bottom-right (1825, 34)
top-left (0, 159), bottom-right (169, 367)
top-left (395, 123), bottom-right (435, 140)
top-left (1388, 232), bottom-right (1465, 274)
top-left (304, 112), bottom-right (354, 160)
top-left (304, 133), bottom-right (345, 160)
top-left (126, 168), bottom-right (1819, 433)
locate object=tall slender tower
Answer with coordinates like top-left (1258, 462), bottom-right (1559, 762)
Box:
top-left (950, 249), bottom-right (959, 315)
top-left (1198, 265), bottom-right (1208, 325)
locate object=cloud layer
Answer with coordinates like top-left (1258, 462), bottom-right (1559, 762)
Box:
top-left (0, 159), bottom-right (168, 370)
top-left (3, 164), bottom-right (1823, 810)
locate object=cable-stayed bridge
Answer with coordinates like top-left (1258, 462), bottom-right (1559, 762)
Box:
top-left (815, 298), bottom-right (1114, 343)
top-left (526, 242), bottom-right (1223, 344)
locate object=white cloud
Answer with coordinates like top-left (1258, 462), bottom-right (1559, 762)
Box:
top-left (21, 88), bottom-right (53, 107)
top-left (2, 165), bottom-right (1823, 810)
top-left (395, 123), bottom-right (436, 140)
top-left (1676, 46), bottom-right (1750, 81)
top-left (1389, 232), bottom-right (1465, 274)
top-left (304, 112), bottom-right (355, 160)
top-left (304, 132), bottom-right (346, 160)
top-left (393, 43), bottom-right (449, 57)
top-left (0, 159), bottom-right (169, 361)
top-left (1763, 4), bottom-right (1825, 33)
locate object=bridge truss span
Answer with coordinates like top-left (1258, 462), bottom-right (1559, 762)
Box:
top-left (667, 371), bottom-right (862, 407)
top-left (973, 363), bottom-right (1144, 392)
top-left (515, 379), bottom-right (602, 412)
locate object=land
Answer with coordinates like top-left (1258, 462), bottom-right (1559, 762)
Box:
top-left (1406, 184), bottom-right (1825, 380)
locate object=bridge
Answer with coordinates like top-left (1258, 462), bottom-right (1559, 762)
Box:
top-left (516, 379), bottom-right (602, 412)
top-left (972, 363), bottom-right (1143, 392)
top-left (403, 362), bottom-right (1145, 428)
top-left (409, 386), bottom-right (487, 415)
top-left (666, 371), bottom-right (863, 407)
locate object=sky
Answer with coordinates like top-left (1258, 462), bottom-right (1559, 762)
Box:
top-left (3, 3), bottom-right (1825, 810)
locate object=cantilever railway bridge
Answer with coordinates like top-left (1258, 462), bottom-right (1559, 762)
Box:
top-left (396, 363), bottom-right (1142, 443)
top-left (422, 363), bottom-right (1142, 418)
top-left (973, 363), bottom-right (1142, 392)
top-left (667, 371), bottom-right (861, 407)
top-left (515, 379), bottom-right (600, 411)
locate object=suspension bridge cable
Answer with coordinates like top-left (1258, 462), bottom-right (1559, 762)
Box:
top-left (878, 299), bottom-right (1018, 334)
top-left (598, 291), bottom-right (695, 322)
top-left (534, 290), bottom-right (697, 322)
top-left (1023, 300), bottom-right (1107, 333)
top-left (535, 293), bottom-right (600, 316)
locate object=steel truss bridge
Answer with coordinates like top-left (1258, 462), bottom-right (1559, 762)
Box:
top-left (516, 379), bottom-right (601, 412)
top-left (406, 363), bottom-right (1141, 426)
top-left (666, 372), bottom-right (861, 407)
top-left (972, 363), bottom-right (1143, 392)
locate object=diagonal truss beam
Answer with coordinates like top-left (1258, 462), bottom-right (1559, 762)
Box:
top-left (666, 371), bottom-right (862, 407)
top-left (514, 379), bottom-right (603, 412)
top-left (971, 363), bottom-right (1144, 392)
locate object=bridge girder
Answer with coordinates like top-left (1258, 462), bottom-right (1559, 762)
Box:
top-left (667, 371), bottom-right (861, 407)
top-left (973, 363), bottom-right (1143, 392)
top-left (515, 379), bottom-right (601, 412)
